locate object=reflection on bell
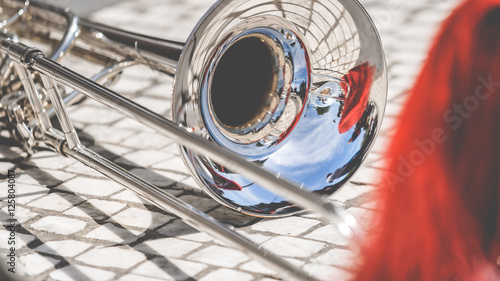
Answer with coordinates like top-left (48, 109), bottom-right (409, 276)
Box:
top-left (338, 63), bottom-right (375, 134)
top-left (174, 0), bottom-right (387, 217)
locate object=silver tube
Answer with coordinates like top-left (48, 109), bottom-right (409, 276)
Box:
top-left (0, 0), bottom-right (28, 29)
top-left (78, 18), bottom-right (181, 75)
top-left (12, 62), bottom-right (52, 133)
top-left (38, 4), bottom-right (80, 61)
top-left (46, 59), bottom-right (138, 117)
top-left (40, 75), bottom-right (80, 149)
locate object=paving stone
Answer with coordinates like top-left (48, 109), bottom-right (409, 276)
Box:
top-left (199, 268), bottom-right (253, 281)
top-left (0, 144), bottom-right (27, 160)
top-left (110, 207), bottom-right (174, 230)
top-left (112, 185), bottom-right (181, 203)
top-left (250, 217), bottom-right (320, 236)
top-left (0, 161), bottom-right (15, 173)
top-left (11, 183), bottom-right (49, 205)
top-left (157, 220), bottom-right (213, 242)
top-left (84, 223), bottom-right (145, 244)
top-left (16, 168), bottom-right (76, 187)
top-left (304, 263), bottom-right (353, 281)
top-left (61, 177), bottom-right (124, 197)
top-left (28, 192), bottom-right (85, 212)
top-left (299, 211), bottom-right (323, 220)
top-left (347, 167), bottom-right (381, 187)
top-left (162, 143), bottom-right (181, 156)
top-left (21, 151), bottom-right (76, 170)
top-left (75, 246), bottom-right (146, 269)
top-left (311, 248), bottom-right (356, 268)
top-left (130, 75), bottom-right (174, 99)
top-left (50, 265), bottom-right (115, 281)
top-left (128, 168), bottom-right (177, 188)
top-left (0, 205), bottom-right (38, 223)
top-left (284, 257), bottom-right (306, 268)
top-left (68, 104), bottom-right (124, 125)
top-left (207, 206), bottom-right (260, 227)
top-left (260, 236), bottom-right (327, 258)
top-left (148, 169), bottom-right (190, 182)
top-left (135, 238), bottom-right (202, 258)
top-left (240, 260), bottom-right (277, 275)
top-left (118, 274), bottom-right (165, 281)
top-left (348, 207), bottom-right (376, 231)
top-left (63, 162), bottom-right (107, 178)
top-left (111, 190), bottom-right (151, 204)
top-left (177, 195), bottom-right (220, 213)
top-left (63, 198), bottom-right (126, 220)
top-left (19, 253), bottom-right (60, 276)
top-left (177, 177), bottom-right (203, 191)
top-left (35, 240), bottom-right (92, 257)
top-left (151, 156), bottom-right (191, 174)
top-left (93, 143), bottom-right (134, 158)
top-left (187, 245), bottom-right (249, 267)
top-left (235, 230), bottom-right (272, 244)
top-left (111, 118), bottom-right (147, 132)
top-left (83, 125), bottom-right (137, 145)
top-left (62, 207), bottom-right (94, 220)
top-left (119, 131), bottom-right (173, 150)
top-left (131, 257), bottom-right (207, 280)
top-left (115, 150), bottom-right (173, 167)
top-left (30, 216), bottom-right (87, 235)
top-left (305, 224), bottom-right (349, 246)
top-left (330, 182), bottom-right (376, 203)
top-left (134, 96), bottom-right (171, 115)
top-left (0, 230), bottom-right (35, 250)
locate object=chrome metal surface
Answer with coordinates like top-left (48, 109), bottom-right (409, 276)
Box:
top-left (78, 18), bottom-right (181, 75)
top-left (174, 0), bottom-right (387, 216)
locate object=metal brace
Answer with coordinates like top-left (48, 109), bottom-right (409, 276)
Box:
top-left (0, 39), bottom-right (82, 156)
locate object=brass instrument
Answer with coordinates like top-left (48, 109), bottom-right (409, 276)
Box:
top-left (0, 0), bottom-right (387, 280)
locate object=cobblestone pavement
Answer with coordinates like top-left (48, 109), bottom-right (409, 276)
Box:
top-left (0, 0), bottom-right (461, 280)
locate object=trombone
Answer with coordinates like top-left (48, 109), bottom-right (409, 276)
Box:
top-left (0, 0), bottom-right (387, 279)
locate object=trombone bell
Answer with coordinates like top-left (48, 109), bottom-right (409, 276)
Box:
top-left (174, 0), bottom-right (387, 216)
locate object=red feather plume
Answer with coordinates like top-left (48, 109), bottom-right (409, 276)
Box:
top-left (352, 0), bottom-right (500, 280)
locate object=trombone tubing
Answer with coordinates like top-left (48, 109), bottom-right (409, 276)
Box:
top-left (14, 42), bottom-right (346, 225)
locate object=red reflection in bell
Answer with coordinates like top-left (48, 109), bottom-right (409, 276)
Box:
top-left (204, 164), bottom-right (242, 191)
top-left (338, 62), bottom-right (374, 134)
